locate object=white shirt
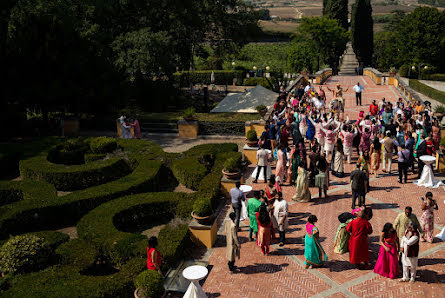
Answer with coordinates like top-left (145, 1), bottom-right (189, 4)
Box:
top-left (353, 84), bottom-right (364, 93)
top-left (304, 85), bottom-right (314, 93)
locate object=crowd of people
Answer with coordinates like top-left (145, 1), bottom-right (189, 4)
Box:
top-left (225, 80), bottom-right (443, 282)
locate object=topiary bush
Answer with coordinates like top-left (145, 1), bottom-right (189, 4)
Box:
top-left (0, 234), bottom-right (51, 274)
top-left (193, 197), bottom-right (213, 217)
top-left (246, 129), bottom-right (258, 141)
top-left (243, 77), bottom-right (274, 89)
top-left (134, 270), bottom-right (165, 298)
top-left (89, 137), bottom-right (117, 154)
top-left (224, 156), bottom-right (241, 172)
top-left (84, 153), bottom-right (106, 163)
top-left (46, 139), bottom-right (89, 165)
top-left (20, 156), bottom-right (132, 191)
top-left (171, 157), bottom-right (208, 190)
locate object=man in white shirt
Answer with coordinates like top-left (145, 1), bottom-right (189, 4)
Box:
top-left (353, 82), bottom-right (364, 106)
top-left (304, 82), bottom-right (314, 94)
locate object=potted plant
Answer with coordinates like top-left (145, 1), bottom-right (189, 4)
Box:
top-left (222, 157), bottom-right (241, 179)
top-left (389, 67), bottom-right (396, 76)
top-left (191, 197), bottom-right (213, 225)
top-left (245, 129), bottom-right (258, 147)
top-left (434, 105), bottom-right (445, 120)
top-left (300, 68), bottom-right (310, 76)
top-left (182, 107), bottom-right (196, 121)
top-left (255, 104), bottom-right (267, 117)
top-left (134, 270), bottom-right (164, 298)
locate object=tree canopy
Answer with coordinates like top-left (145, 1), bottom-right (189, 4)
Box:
top-left (289, 17), bottom-right (348, 74)
top-left (323, 0), bottom-right (349, 31)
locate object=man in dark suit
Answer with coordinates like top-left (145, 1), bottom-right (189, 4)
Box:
top-left (415, 133), bottom-right (427, 178)
top-left (350, 163), bottom-right (368, 209)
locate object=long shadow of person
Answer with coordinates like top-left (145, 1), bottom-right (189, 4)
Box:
top-left (236, 262), bottom-right (289, 274)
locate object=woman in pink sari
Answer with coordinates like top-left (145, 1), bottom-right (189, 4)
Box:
top-left (275, 144), bottom-right (287, 184)
top-left (374, 223), bottom-right (399, 279)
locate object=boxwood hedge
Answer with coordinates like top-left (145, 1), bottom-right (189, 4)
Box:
top-left (1, 239), bottom-right (145, 297)
top-left (77, 192), bottom-right (195, 266)
top-left (0, 139), bottom-right (239, 297)
top-left (171, 157), bottom-right (207, 190)
top-left (20, 156), bottom-right (132, 191)
top-left (0, 157), bottom-right (164, 239)
top-left (89, 137), bottom-right (117, 154)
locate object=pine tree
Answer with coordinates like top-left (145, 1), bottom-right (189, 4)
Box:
top-left (351, 0), bottom-right (374, 66)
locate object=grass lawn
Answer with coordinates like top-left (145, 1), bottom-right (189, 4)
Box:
top-left (138, 112), bottom-right (261, 123)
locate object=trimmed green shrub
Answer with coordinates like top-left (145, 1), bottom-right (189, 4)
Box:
top-left (77, 192), bottom-right (194, 266)
top-left (423, 73), bottom-right (445, 82)
top-left (89, 137), bottom-right (117, 154)
top-left (29, 231), bottom-right (70, 250)
top-left (172, 157), bottom-right (207, 190)
top-left (246, 129), bottom-right (258, 141)
top-left (134, 270), bottom-right (164, 298)
top-left (409, 79), bottom-right (445, 105)
top-left (224, 156), bottom-right (241, 172)
top-left (157, 223), bottom-right (191, 270)
top-left (193, 196), bottom-right (213, 217)
top-left (84, 153), bottom-right (106, 163)
top-left (0, 234), bottom-right (51, 274)
top-left (0, 159), bottom-right (163, 239)
top-left (243, 77), bottom-right (274, 89)
top-left (20, 156), bottom-right (132, 191)
top-left (398, 64), bottom-right (409, 77)
top-left (2, 239), bottom-right (146, 298)
top-left (0, 180), bottom-right (56, 207)
top-left (184, 143), bottom-right (238, 157)
top-left (46, 139), bottom-right (89, 165)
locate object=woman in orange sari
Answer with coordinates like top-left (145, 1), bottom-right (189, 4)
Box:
top-left (256, 204), bottom-right (272, 255)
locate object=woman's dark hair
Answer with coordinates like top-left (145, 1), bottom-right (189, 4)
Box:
top-left (382, 222), bottom-right (394, 238)
top-left (148, 236), bottom-right (158, 248)
top-left (299, 160), bottom-right (307, 170)
top-left (363, 207), bottom-right (373, 220)
top-left (258, 204), bottom-right (270, 225)
top-left (373, 137), bottom-right (381, 150)
top-left (253, 190), bottom-right (260, 199)
top-left (308, 214), bottom-right (317, 224)
top-left (229, 212), bottom-right (236, 221)
top-left (335, 138), bottom-right (344, 154)
top-left (269, 175), bottom-right (276, 185)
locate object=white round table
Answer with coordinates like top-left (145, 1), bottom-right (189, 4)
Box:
top-left (414, 155), bottom-right (444, 188)
top-left (182, 265), bottom-right (208, 298)
top-left (239, 185), bottom-right (252, 194)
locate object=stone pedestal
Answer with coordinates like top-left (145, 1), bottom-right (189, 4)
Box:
top-left (243, 144), bottom-right (258, 164)
top-left (64, 119), bottom-right (79, 136)
top-left (188, 219), bottom-right (217, 248)
top-left (178, 120), bottom-right (198, 139)
top-left (221, 177), bottom-right (243, 199)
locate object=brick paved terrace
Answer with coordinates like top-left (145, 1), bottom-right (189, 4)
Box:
top-left (201, 75), bottom-right (445, 298)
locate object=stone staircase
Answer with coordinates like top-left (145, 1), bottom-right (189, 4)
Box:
top-left (338, 42), bottom-right (359, 76)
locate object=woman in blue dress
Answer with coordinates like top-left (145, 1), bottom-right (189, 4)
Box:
top-left (304, 214), bottom-right (327, 269)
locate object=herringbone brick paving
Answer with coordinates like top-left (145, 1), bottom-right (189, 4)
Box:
top-left (202, 76), bottom-right (445, 297)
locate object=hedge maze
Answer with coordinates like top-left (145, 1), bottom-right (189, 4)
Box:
top-left (0, 137), bottom-right (240, 297)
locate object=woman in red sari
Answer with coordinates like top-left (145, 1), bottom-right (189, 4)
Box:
top-left (256, 204), bottom-right (272, 255)
top-left (346, 208), bottom-right (373, 269)
top-left (265, 175), bottom-right (278, 240)
top-left (147, 236), bottom-right (163, 276)
top-left (374, 223), bottom-right (399, 279)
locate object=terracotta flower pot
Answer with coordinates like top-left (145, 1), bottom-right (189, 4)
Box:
top-left (183, 116), bottom-right (195, 121)
top-left (134, 288), bottom-right (147, 298)
top-left (245, 139), bottom-right (258, 147)
top-left (191, 211), bottom-right (213, 225)
top-left (222, 169), bottom-right (241, 180)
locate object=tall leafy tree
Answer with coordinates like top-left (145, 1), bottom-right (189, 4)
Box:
top-left (324, 0), bottom-right (349, 31)
top-left (290, 17), bottom-right (348, 73)
top-left (395, 6), bottom-right (445, 71)
top-left (351, 0), bottom-right (373, 66)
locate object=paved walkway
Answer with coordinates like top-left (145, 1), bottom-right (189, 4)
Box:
top-left (338, 43), bottom-right (358, 76)
top-left (202, 76), bottom-right (445, 297)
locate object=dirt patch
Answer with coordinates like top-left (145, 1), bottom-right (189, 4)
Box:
top-left (57, 191), bottom-right (72, 197)
top-left (57, 226), bottom-right (78, 239)
top-left (141, 224), bottom-right (167, 239)
top-left (173, 184), bottom-right (196, 193)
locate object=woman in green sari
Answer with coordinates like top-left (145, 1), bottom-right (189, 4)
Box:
top-left (304, 215), bottom-right (327, 268)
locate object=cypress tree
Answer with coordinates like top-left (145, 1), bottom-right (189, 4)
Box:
top-left (351, 0), bottom-right (374, 66)
top-left (325, 0), bottom-right (349, 31)
top-left (323, 0), bottom-right (330, 16)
